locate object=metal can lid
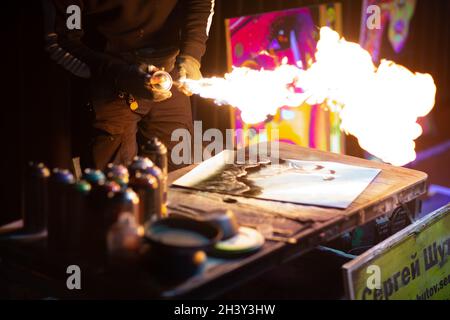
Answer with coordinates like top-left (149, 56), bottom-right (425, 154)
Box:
top-left (144, 137), bottom-right (167, 154)
top-left (82, 168), bottom-right (106, 185)
top-left (28, 162), bottom-right (51, 178)
top-left (114, 188), bottom-right (140, 204)
top-left (128, 157), bottom-right (154, 175)
top-left (73, 180), bottom-right (91, 193)
top-left (143, 165), bottom-right (163, 179)
top-left (51, 168), bottom-right (75, 184)
top-left (105, 164), bottom-right (130, 185)
top-left (103, 180), bottom-right (121, 193)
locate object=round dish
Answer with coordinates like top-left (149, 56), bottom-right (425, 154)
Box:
top-left (144, 217), bottom-right (222, 253)
top-left (213, 227), bottom-right (265, 258)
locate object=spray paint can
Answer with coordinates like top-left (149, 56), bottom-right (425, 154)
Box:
top-left (107, 212), bottom-right (142, 268)
top-left (128, 156), bottom-right (153, 177)
top-left (142, 137), bottom-right (168, 207)
top-left (47, 169), bottom-right (75, 251)
top-left (82, 168), bottom-right (107, 249)
top-left (84, 172), bottom-right (120, 265)
top-left (104, 164), bottom-right (129, 188)
top-left (142, 164), bottom-right (166, 218)
top-left (107, 188), bottom-right (140, 228)
top-left (105, 189), bottom-right (142, 268)
top-left (128, 156), bottom-right (165, 218)
top-left (129, 172), bottom-right (159, 226)
top-left (24, 162), bottom-right (50, 233)
top-left (66, 180), bottom-right (91, 254)
top-left (87, 180), bottom-right (121, 224)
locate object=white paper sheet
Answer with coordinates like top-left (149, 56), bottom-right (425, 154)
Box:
top-left (173, 150), bottom-right (381, 209)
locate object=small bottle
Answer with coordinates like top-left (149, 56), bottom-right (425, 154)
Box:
top-left (107, 211), bottom-right (143, 271)
top-left (107, 212), bottom-right (142, 261)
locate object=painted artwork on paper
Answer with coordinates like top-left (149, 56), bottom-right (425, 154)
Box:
top-left (173, 150), bottom-right (381, 209)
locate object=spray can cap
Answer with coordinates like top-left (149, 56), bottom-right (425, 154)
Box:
top-left (113, 188), bottom-right (140, 205)
top-left (144, 137), bottom-right (167, 155)
top-left (51, 168), bottom-right (75, 184)
top-left (128, 157), bottom-right (154, 175)
top-left (82, 168), bottom-right (106, 185)
top-left (73, 180), bottom-right (91, 194)
top-left (28, 162), bottom-right (50, 178)
top-left (105, 164), bottom-right (130, 186)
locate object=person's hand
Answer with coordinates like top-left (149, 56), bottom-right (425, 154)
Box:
top-left (151, 87), bottom-right (173, 102)
top-left (175, 55), bottom-right (202, 96)
top-left (114, 64), bottom-right (172, 102)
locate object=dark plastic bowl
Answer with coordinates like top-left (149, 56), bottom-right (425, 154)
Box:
top-left (144, 217), bottom-right (222, 254)
top-left (143, 218), bottom-right (222, 281)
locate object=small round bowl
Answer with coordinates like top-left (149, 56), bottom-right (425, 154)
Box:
top-left (143, 218), bottom-right (222, 280)
top-left (144, 217), bottom-right (222, 253)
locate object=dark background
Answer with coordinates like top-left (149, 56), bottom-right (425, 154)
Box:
top-left (1, 0), bottom-right (449, 225)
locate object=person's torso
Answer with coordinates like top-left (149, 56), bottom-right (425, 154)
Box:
top-left (83, 0), bottom-right (182, 53)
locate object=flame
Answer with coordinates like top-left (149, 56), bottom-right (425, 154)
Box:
top-left (182, 27), bottom-right (436, 166)
top-left (183, 62), bottom-right (304, 124)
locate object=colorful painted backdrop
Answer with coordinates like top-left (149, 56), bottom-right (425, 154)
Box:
top-left (360, 0), bottom-right (417, 62)
top-left (226, 3), bottom-right (344, 153)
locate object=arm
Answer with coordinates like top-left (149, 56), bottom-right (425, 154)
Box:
top-left (43, 0), bottom-right (122, 79)
top-left (176, 0), bottom-right (215, 93)
top-left (42, 0), bottom-right (168, 100)
top-left (179, 0), bottom-right (215, 63)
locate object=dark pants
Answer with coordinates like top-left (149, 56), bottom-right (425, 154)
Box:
top-left (88, 87), bottom-right (193, 171)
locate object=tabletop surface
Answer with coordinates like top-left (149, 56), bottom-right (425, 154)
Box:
top-left (162, 142), bottom-right (427, 298)
top-left (0, 143), bottom-right (428, 299)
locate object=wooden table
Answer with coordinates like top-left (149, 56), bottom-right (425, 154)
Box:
top-left (0, 143), bottom-right (427, 299)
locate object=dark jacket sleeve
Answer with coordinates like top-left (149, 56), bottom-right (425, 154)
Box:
top-left (180, 0), bottom-right (215, 62)
top-left (43, 0), bottom-right (124, 79)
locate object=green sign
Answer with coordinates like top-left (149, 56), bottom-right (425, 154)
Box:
top-left (343, 204), bottom-right (450, 300)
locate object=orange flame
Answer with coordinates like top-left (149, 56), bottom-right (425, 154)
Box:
top-left (183, 60), bottom-right (304, 124)
top-left (182, 27), bottom-right (436, 166)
